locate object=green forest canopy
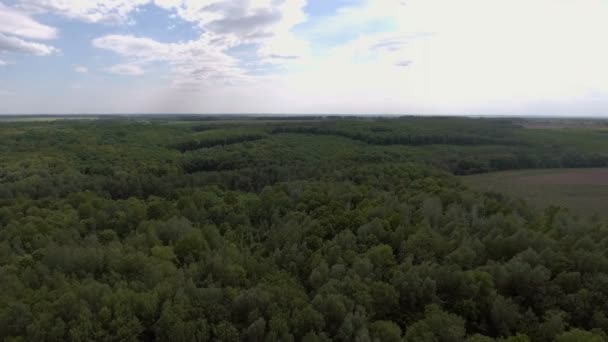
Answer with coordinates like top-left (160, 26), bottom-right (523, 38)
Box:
top-left (1, 116), bottom-right (608, 341)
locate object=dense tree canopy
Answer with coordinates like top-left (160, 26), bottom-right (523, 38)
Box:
top-left (1, 117), bottom-right (608, 341)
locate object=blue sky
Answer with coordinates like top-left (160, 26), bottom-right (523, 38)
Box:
top-left (2, 0), bottom-right (608, 115)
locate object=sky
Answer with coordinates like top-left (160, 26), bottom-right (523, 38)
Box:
top-left (1, 0), bottom-right (608, 115)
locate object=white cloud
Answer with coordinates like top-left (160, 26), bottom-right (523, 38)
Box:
top-left (106, 63), bottom-right (145, 76)
top-left (251, 0), bottom-right (608, 114)
top-left (175, 0), bottom-right (310, 60)
top-left (0, 89), bottom-right (15, 97)
top-left (391, 0), bottom-right (608, 108)
top-left (90, 0), bottom-right (310, 88)
top-left (17, 0), bottom-right (150, 24)
top-left (0, 33), bottom-right (58, 55)
top-left (93, 33), bottom-right (245, 86)
top-left (93, 35), bottom-right (169, 59)
top-left (5, 0), bottom-right (608, 115)
top-left (0, 2), bottom-right (57, 39)
top-left (0, 2), bottom-right (58, 57)
top-left (9, 0), bottom-right (308, 87)
top-left (0, 59), bottom-right (6, 66)
top-left (75, 66), bottom-right (88, 73)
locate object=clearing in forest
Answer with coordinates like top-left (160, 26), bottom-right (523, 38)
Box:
top-left (461, 168), bottom-right (608, 217)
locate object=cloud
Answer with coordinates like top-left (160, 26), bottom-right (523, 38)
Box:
top-left (0, 2), bottom-right (57, 39)
top-left (106, 63), bottom-right (145, 76)
top-left (19, 0), bottom-right (301, 34)
top-left (93, 35), bottom-right (169, 59)
top-left (275, 0), bottom-right (608, 114)
top-left (17, 0), bottom-right (150, 24)
top-left (8, 0), bottom-right (608, 115)
top-left (156, 0), bottom-right (309, 59)
top-left (392, 0), bottom-right (608, 107)
top-left (205, 7), bottom-right (281, 37)
top-left (395, 60), bottom-right (411, 67)
top-left (10, 0), bottom-right (308, 87)
top-left (242, 0), bottom-right (608, 115)
top-left (0, 33), bottom-right (58, 55)
top-left (154, 0), bottom-right (281, 37)
top-left (0, 89), bottom-right (15, 97)
top-left (89, 0), bottom-right (309, 88)
top-left (0, 2), bottom-right (58, 57)
top-left (0, 59), bottom-right (6, 66)
top-left (93, 34), bottom-right (245, 86)
top-left (75, 66), bottom-right (88, 73)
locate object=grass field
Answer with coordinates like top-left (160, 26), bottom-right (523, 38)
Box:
top-left (461, 168), bottom-right (608, 217)
top-left (516, 118), bottom-right (608, 130)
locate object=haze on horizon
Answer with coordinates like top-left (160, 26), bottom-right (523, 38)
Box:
top-left (1, 0), bottom-right (608, 116)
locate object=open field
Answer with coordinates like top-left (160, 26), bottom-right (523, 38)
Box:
top-left (515, 118), bottom-right (608, 130)
top-left (461, 168), bottom-right (608, 216)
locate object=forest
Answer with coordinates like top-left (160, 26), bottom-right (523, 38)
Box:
top-left (2, 116), bottom-right (608, 341)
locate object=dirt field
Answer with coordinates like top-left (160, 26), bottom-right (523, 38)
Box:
top-left (461, 168), bottom-right (608, 217)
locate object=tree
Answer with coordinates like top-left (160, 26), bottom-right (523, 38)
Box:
top-left (174, 230), bottom-right (208, 264)
top-left (490, 296), bottom-right (522, 337)
top-left (369, 320), bottom-right (402, 342)
top-left (556, 329), bottom-right (605, 342)
top-left (404, 304), bottom-right (466, 342)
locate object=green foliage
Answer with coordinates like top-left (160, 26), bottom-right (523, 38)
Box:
top-left (556, 329), bottom-right (605, 342)
top-left (172, 128), bottom-right (267, 152)
top-left (2, 117), bottom-right (608, 340)
top-left (404, 304), bottom-right (466, 342)
top-left (369, 320), bottom-right (402, 342)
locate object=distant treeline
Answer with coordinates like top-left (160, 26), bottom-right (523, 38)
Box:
top-left (272, 126), bottom-right (521, 146)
